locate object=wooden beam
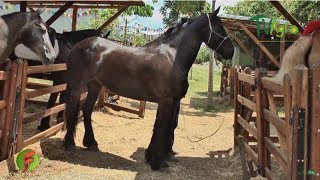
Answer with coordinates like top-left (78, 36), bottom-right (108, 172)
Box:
top-left (280, 34), bottom-right (285, 63)
top-left (225, 27), bottom-right (256, 62)
top-left (5, 1), bottom-right (145, 6)
top-left (28, 7), bottom-right (35, 12)
top-left (72, 6), bottom-right (78, 31)
top-left (27, 4), bottom-right (130, 9)
top-left (269, 1), bottom-right (304, 33)
top-left (98, 7), bottom-right (128, 31)
top-left (239, 23), bottom-right (280, 67)
top-left (46, 1), bottom-right (74, 26)
top-left (20, 1), bottom-right (26, 12)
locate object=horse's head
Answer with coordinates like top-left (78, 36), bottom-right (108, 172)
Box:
top-left (16, 9), bottom-right (56, 65)
top-left (199, 7), bottom-right (234, 60)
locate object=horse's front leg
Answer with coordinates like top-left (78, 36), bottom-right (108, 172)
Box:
top-left (38, 82), bottom-right (59, 131)
top-left (146, 98), bottom-right (174, 170)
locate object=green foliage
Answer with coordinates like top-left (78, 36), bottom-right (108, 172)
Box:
top-left (125, 5), bottom-right (154, 17)
top-left (78, 9), bottom-right (117, 33)
top-left (224, 0), bottom-right (320, 24)
top-left (195, 47), bottom-right (210, 64)
top-left (160, 1), bottom-right (211, 27)
top-left (131, 34), bottom-right (147, 46)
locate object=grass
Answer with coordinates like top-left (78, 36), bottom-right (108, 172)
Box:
top-left (186, 64), bottom-right (233, 113)
top-left (186, 65), bottom-right (221, 98)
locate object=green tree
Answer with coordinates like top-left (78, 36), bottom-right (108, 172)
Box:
top-left (160, 1), bottom-right (210, 27)
top-left (224, 0), bottom-right (320, 24)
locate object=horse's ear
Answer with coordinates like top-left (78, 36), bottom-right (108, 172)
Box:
top-left (36, 6), bottom-right (46, 15)
top-left (212, 6), bottom-right (221, 17)
top-left (103, 31), bottom-right (111, 38)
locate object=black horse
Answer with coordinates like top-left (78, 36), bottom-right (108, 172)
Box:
top-left (0, 9), bottom-right (56, 66)
top-left (64, 7), bottom-right (234, 170)
top-left (12, 29), bottom-right (110, 131)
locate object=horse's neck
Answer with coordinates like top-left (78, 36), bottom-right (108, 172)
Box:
top-left (174, 32), bottom-right (202, 76)
top-left (0, 15), bottom-right (25, 63)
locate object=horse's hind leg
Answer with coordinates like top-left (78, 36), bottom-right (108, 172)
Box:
top-left (168, 99), bottom-right (180, 157)
top-left (82, 80), bottom-right (101, 151)
top-left (64, 84), bottom-right (82, 151)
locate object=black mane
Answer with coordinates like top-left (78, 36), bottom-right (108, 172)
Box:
top-left (145, 17), bottom-right (190, 47)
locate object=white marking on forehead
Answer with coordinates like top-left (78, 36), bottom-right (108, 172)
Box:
top-left (0, 17), bottom-right (9, 57)
top-left (15, 44), bottom-right (41, 61)
top-left (41, 22), bottom-right (56, 60)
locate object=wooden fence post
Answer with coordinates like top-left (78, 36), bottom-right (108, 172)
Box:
top-left (98, 87), bottom-right (106, 107)
top-left (255, 68), bottom-right (266, 176)
top-left (283, 74), bottom-right (293, 178)
top-left (310, 64), bottom-right (320, 175)
top-left (0, 63), bottom-right (18, 160)
top-left (138, 101), bottom-right (146, 118)
top-left (291, 64), bottom-right (309, 180)
top-left (16, 60), bottom-right (28, 152)
top-left (234, 68), bottom-right (240, 147)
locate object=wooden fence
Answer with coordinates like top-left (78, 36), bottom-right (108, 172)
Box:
top-left (233, 65), bottom-right (320, 179)
top-left (0, 59), bottom-right (147, 175)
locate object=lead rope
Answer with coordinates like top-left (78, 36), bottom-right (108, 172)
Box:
top-left (180, 103), bottom-right (225, 143)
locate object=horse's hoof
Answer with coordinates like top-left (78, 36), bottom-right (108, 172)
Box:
top-left (64, 144), bottom-right (76, 152)
top-left (64, 139), bottom-right (76, 151)
top-left (161, 161), bottom-right (169, 168)
top-left (56, 117), bottom-right (63, 123)
top-left (37, 125), bottom-right (50, 132)
top-left (167, 156), bottom-right (179, 162)
top-left (83, 137), bottom-right (98, 148)
top-left (86, 145), bottom-right (99, 152)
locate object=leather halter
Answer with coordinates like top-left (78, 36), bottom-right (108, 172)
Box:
top-left (206, 14), bottom-right (229, 52)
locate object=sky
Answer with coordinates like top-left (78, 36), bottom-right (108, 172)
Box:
top-left (125, 0), bottom-right (240, 30)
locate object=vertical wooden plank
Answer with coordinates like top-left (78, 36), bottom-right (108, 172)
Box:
top-left (10, 61), bottom-right (24, 155)
top-left (230, 68), bottom-right (235, 105)
top-left (72, 6), bottom-right (78, 31)
top-left (241, 68), bottom-right (251, 141)
top-left (255, 68), bottom-right (266, 176)
top-left (283, 74), bottom-right (293, 178)
top-left (0, 63), bottom-right (18, 160)
top-left (291, 65), bottom-right (309, 180)
top-left (219, 64), bottom-right (224, 97)
top-left (0, 70), bottom-right (10, 161)
top-left (98, 87), bottom-right (106, 107)
top-left (138, 101), bottom-right (146, 118)
top-left (20, 1), bottom-right (27, 12)
top-left (280, 34), bottom-right (285, 63)
top-left (310, 65), bottom-right (320, 174)
top-left (16, 61), bottom-right (28, 152)
top-left (234, 68), bottom-right (240, 147)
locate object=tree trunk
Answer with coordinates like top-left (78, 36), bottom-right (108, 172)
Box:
top-left (207, 1), bottom-right (216, 106)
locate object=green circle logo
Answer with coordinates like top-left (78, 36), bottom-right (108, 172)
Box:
top-left (16, 149), bottom-right (39, 172)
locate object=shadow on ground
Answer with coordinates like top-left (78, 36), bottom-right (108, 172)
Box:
top-left (40, 138), bottom-right (242, 179)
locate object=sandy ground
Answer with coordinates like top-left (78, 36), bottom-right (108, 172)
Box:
top-left (2, 97), bottom-right (269, 180)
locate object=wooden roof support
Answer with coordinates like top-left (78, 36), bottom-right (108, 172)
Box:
top-left (280, 34), bottom-right (285, 63)
top-left (27, 4), bottom-right (130, 9)
top-left (225, 27), bottom-right (256, 62)
top-left (239, 23), bottom-right (280, 67)
top-left (269, 1), bottom-right (304, 33)
top-left (98, 7), bottom-right (128, 31)
top-left (19, 1), bottom-right (26, 12)
top-left (46, 1), bottom-right (74, 26)
top-left (72, 6), bottom-right (78, 31)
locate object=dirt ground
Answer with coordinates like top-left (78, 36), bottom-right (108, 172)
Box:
top-left (3, 97), bottom-right (268, 180)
